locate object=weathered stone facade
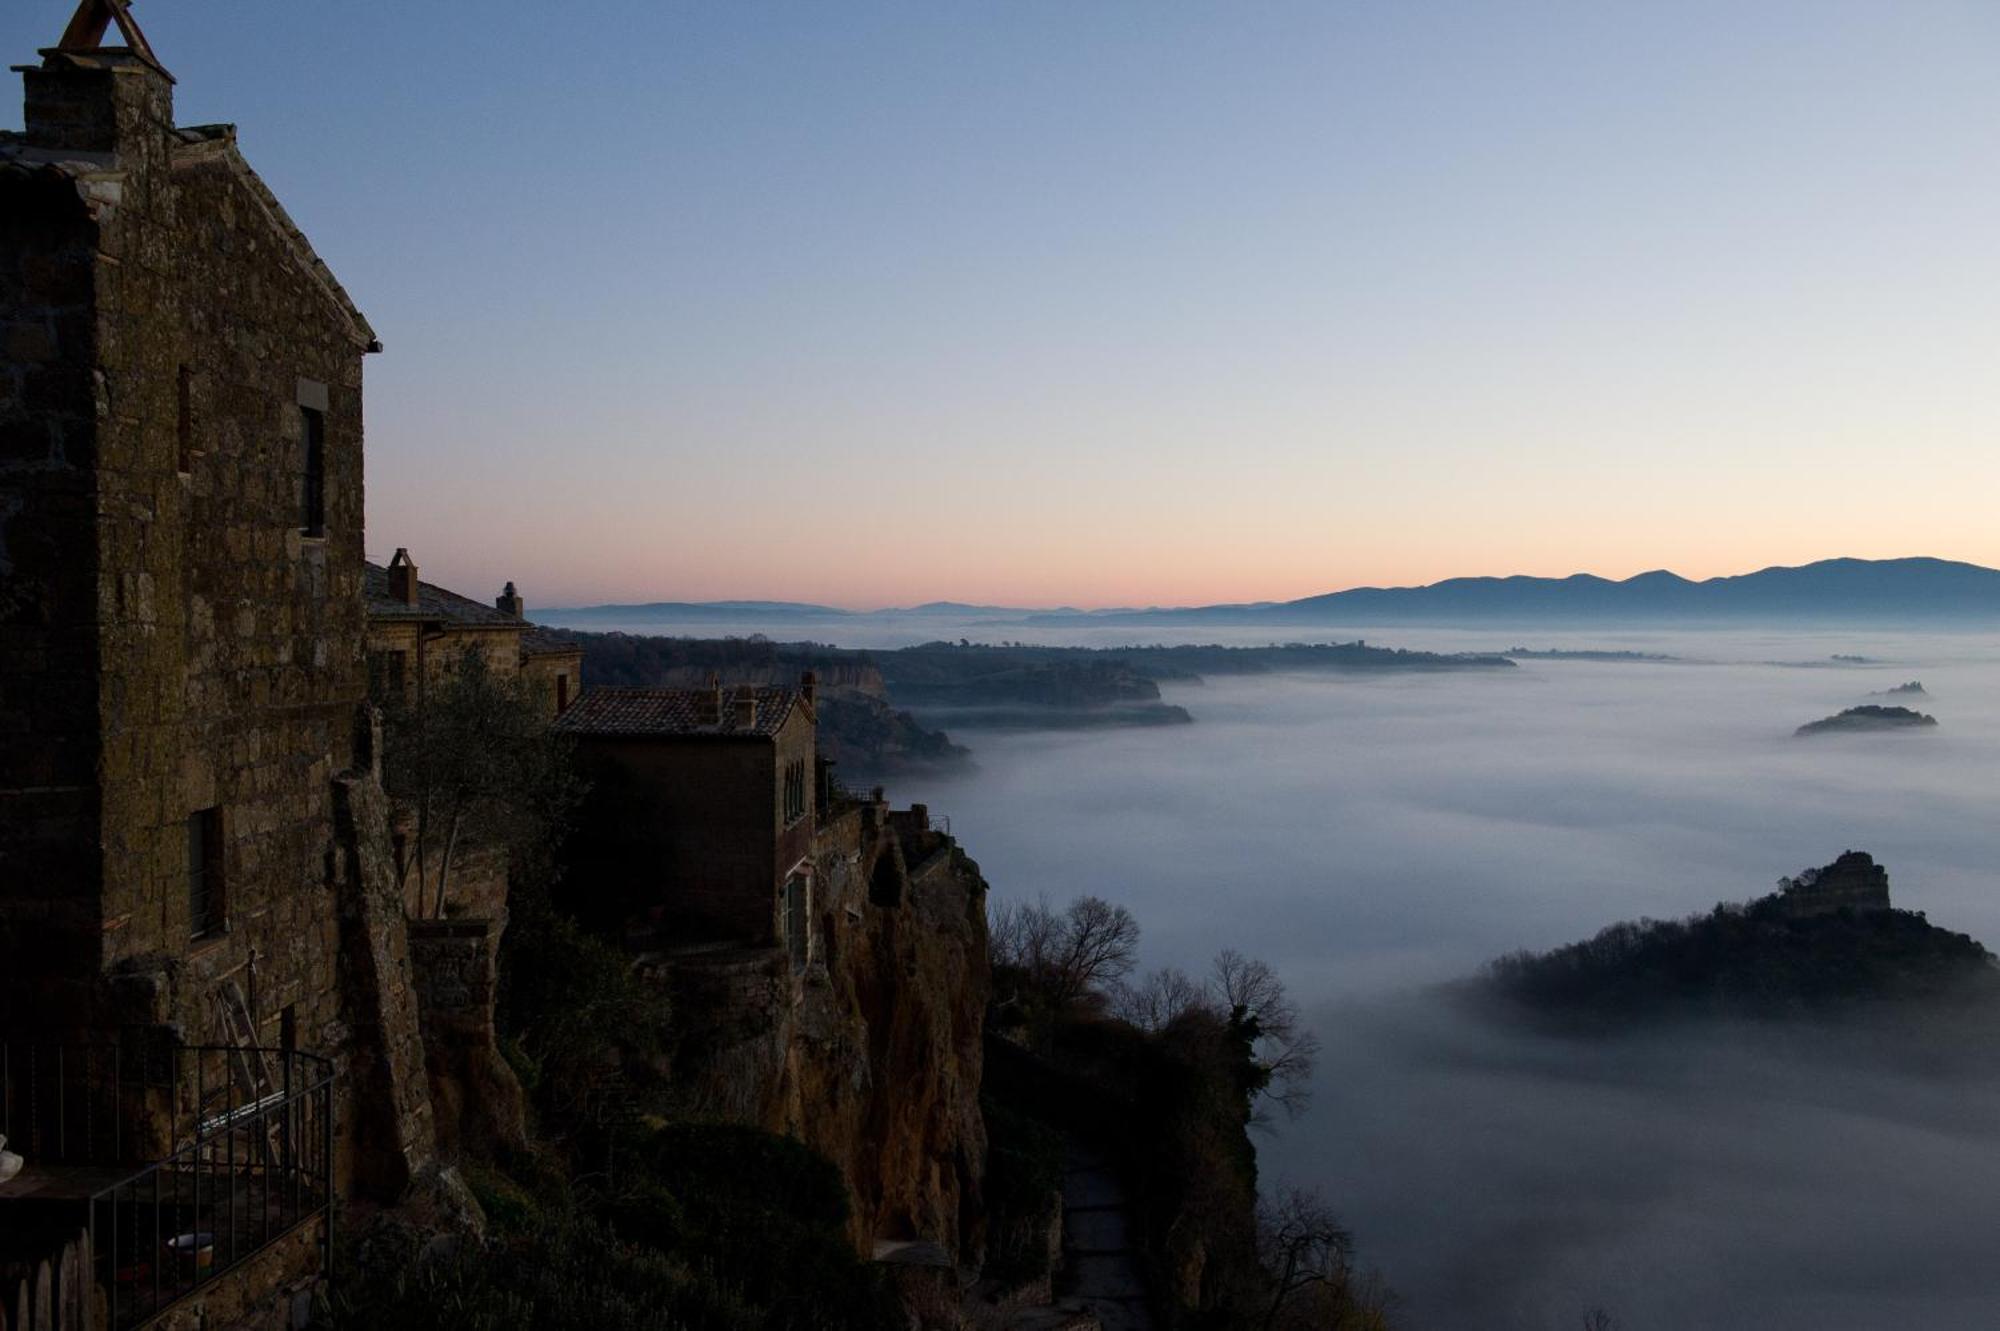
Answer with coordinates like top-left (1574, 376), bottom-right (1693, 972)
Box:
top-left (0, 9), bottom-right (438, 1325)
top-left (0, 27), bottom-right (374, 1055)
top-left (362, 548), bottom-right (581, 725)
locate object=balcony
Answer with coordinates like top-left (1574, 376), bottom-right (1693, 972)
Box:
top-left (0, 1043), bottom-right (334, 1330)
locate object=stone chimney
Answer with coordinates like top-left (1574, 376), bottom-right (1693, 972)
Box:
top-left (22, 2), bottom-right (175, 165)
top-left (696, 672), bottom-right (723, 726)
top-left (496, 581), bottom-right (524, 618)
top-left (733, 685), bottom-right (758, 730)
top-left (800, 670), bottom-right (817, 707)
top-left (387, 548), bottom-right (419, 608)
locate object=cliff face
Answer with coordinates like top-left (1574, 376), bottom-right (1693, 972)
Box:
top-left (654, 800), bottom-right (990, 1260)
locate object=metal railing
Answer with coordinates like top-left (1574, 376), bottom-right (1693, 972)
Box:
top-left (0, 1044), bottom-right (335, 1330)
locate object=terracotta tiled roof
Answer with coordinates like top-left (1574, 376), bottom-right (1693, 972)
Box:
top-left (552, 687), bottom-right (802, 739)
top-left (363, 561), bottom-right (518, 627)
top-left (522, 627), bottom-right (582, 657)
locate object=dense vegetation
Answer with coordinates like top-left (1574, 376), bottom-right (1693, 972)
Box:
top-left (1794, 704), bottom-right (1938, 735)
top-left (1480, 894), bottom-right (1998, 1025)
top-left (333, 1124), bottom-right (900, 1331)
top-left (336, 711), bottom-right (900, 1329)
top-left (982, 896), bottom-right (1392, 1330)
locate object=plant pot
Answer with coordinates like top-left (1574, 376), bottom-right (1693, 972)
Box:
top-left (166, 1232), bottom-right (215, 1272)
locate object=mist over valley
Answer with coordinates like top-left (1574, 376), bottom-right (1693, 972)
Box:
top-left (564, 611), bottom-right (2000, 1328)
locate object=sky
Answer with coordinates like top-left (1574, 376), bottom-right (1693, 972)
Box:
top-left (7, 2), bottom-right (1999, 608)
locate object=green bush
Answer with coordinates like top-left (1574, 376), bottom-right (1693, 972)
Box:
top-left (334, 1125), bottom-right (899, 1331)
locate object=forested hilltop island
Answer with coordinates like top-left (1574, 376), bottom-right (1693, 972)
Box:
top-left (1474, 852), bottom-right (1998, 1027)
top-left (571, 630), bottom-right (1511, 776)
top-left (1795, 705), bottom-right (1939, 736)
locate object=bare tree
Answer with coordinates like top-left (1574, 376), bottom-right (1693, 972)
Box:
top-left (992, 894), bottom-right (1140, 1011)
top-left (990, 894), bottom-right (1062, 975)
top-left (1211, 949), bottom-right (1321, 1121)
top-left (1581, 1310), bottom-right (1619, 1331)
top-left (1045, 896), bottom-right (1141, 1009)
top-left (1257, 1187), bottom-right (1355, 1331)
top-left (1112, 966), bottom-right (1205, 1032)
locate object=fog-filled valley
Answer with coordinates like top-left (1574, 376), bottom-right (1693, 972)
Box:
top-left (561, 614), bottom-right (2000, 1328)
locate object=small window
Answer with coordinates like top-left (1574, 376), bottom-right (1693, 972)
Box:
top-left (299, 405), bottom-right (326, 536)
top-left (367, 649), bottom-right (407, 703)
top-left (176, 364), bottom-right (194, 473)
top-left (783, 876), bottom-right (810, 971)
top-left (781, 759), bottom-right (807, 826)
top-left (188, 808), bottom-right (226, 940)
top-left (556, 673), bottom-right (570, 713)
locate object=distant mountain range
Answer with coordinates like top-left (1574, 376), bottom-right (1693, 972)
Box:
top-left (548, 557), bottom-right (2000, 628)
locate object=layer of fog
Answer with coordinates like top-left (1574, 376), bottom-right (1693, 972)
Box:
top-left (571, 607), bottom-right (2000, 1326)
top-left (1283, 998), bottom-right (2000, 1329)
top-left (898, 625), bottom-right (2000, 1329)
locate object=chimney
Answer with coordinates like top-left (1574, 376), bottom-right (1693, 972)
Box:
top-left (387, 548), bottom-right (419, 608)
top-left (733, 684), bottom-right (758, 730)
top-left (697, 672), bottom-right (723, 726)
top-left (800, 670), bottom-right (817, 707)
top-left (496, 581), bottom-right (524, 618)
top-left (23, 1), bottom-right (175, 161)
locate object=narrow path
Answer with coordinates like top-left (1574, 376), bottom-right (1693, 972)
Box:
top-left (1058, 1145), bottom-right (1155, 1331)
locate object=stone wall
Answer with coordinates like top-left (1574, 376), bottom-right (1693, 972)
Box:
top-left (519, 646), bottom-right (583, 720)
top-left (409, 917), bottom-right (527, 1158)
top-left (654, 798), bottom-right (990, 1263)
top-left (569, 708), bottom-right (816, 946)
top-left (0, 45), bottom-right (438, 1211)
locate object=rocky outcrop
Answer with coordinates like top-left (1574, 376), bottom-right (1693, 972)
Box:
top-left (651, 797), bottom-right (990, 1262)
top-left (1778, 850), bottom-right (1891, 918)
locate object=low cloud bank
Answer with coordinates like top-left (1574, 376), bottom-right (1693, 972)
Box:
top-left (912, 625), bottom-right (2000, 1326)
top-left (1267, 995), bottom-right (2000, 1329)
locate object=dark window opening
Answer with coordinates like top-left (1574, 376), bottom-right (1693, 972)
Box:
top-left (368, 649), bottom-right (407, 703)
top-left (188, 807), bottom-right (226, 939)
top-left (781, 758), bottom-right (807, 826)
top-left (556, 673), bottom-right (570, 713)
top-left (300, 405), bottom-right (326, 536)
top-left (784, 876), bottom-right (810, 972)
top-left (176, 364), bottom-right (194, 472)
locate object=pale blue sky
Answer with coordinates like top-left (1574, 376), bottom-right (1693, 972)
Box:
top-left (7, 2), bottom-right (1997, 607)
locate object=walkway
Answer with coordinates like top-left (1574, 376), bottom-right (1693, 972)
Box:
top-left (1058, 1145), bottom-right (1155, 1331)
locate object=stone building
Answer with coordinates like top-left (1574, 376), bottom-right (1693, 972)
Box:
top-left (362, 547), bottom-right (581, 722)
top-left (0, 4), bottom-right (435, 1325)
top-left (555, 676), bottom-right (820, 960)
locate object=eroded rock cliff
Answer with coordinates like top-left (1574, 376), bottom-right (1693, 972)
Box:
top-left (651, 797), bottom-right (990, 1261)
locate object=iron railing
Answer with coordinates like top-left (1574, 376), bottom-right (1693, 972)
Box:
top-left (0, 1044), bottom-right (335, 1330)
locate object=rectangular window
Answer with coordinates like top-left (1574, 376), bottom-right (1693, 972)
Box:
top-left (367, 649), bottom-right (407, 703)
top-left (176, 364), bottom-right (194, 472)
top-left (300, 405), bottom-right (326, 536)
top-left (781, 758), bottom-right (810, 826)
top-left (556, 673), bottom-right (570, 713)
top-left (784, 876), bottom-right (810, 972)
top-left (188, 807), bottom-right (226, 940)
